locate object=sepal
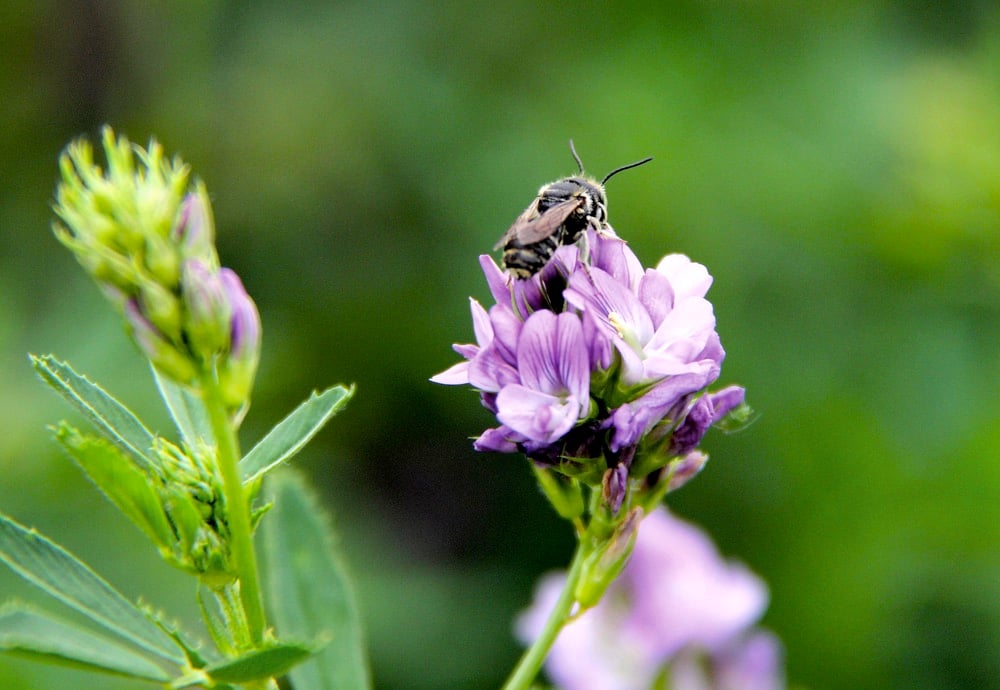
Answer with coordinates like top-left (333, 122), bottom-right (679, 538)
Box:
top-left (532, 464), bottom-right (585, 522)
top-left (574, 507), bottom-right (642, 609)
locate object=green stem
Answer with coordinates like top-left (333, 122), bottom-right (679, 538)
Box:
top-left (501, 540), bottom-right (590, 690)
top-left (201, 374), bottom-right (266, 647)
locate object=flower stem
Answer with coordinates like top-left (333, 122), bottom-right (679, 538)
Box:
top-left (501, 540), bottom-right (589, 690)
top-left (201, 374), bottom-right (266, 647)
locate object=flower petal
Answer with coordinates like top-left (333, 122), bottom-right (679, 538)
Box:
top-left (656, 253), bottom-right (713, 300)
top-left (469, 342), bottom-right (520, 391)
top-left (453, 343), bottom-right (478, 359)
top-left (496, 385), bottom-right (581, 443)
top-left (644, 297), bottom-right (716, 367)
top-left (638, 269), bottom-right (674, 330)
top-left (489, 304), bottom-right (521, 364)
top-left (517, 311), bottom-right (589, 408)
top-left (474, 426), bottom-right (523, 453)
top-left (470, 297), bottom-right (493, 348)
top-left (590, 231), bottom-right (644, 290)
top-left (429, 361), bottom-right (470, 385)
top-left (479, 254), bottom-right (511, 305)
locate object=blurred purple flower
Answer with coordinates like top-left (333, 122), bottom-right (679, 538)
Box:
top-left (517, 509), bottom-right (783, 690)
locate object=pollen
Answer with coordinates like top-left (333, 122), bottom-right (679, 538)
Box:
top-left (608, 312), bottom-right (627, 338)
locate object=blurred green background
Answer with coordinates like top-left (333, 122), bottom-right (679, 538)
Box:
top-left (1, 2), bottom-right (998, 688)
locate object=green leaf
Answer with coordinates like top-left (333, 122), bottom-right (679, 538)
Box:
top-left (204, 642), bottom-right (314, 684)
top-left (240, 385), bottom-right (354, 483)
top-left (0, 512), bottom-right (185, 664)
top-left (0, 605), bottom-right (170, 682)
top-left (53, 424), bottom-right (175, 552)
top-left (152, 365), bottom-right (214, 447)
top-left (262, 470), bottom-right (371, 690)
top-left (31, 354), bottom-right (155, 470)
top-left (197, 586), bottom-right (235, 657)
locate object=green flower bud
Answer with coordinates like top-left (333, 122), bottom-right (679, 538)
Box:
top-left (139, 280), bottom-right (182, 341)
top-left (124, 298), bottom-right (197, 383)
top-left (575, 507), bottom-right (643, 609)
top-left (532, 463), bottom-right (585, 521)
top-left (143, 233), bottom-right (181, 288)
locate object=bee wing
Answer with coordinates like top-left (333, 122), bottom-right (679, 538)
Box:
top-left (494, 197), bottom-right (584, 249)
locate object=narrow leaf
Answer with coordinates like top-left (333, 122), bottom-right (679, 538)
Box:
top-left (262, 470), bottom-right (371, 690)
top-left (0, 512), bottom-right (184, 664)
top-left (31, 354), bottom-right (155, 469)
top-left (197, 586), bottom-right (235, 657)
top-left (152, 365), bottom-right (214, 447)
top-left (0, 606), bottom-right (170, 682)
top-left (53, 424), bottom-right (175, 552)
top-left (204, 642), bottom-right (314, 684)
top-left (240, 385), bottom-right (354, 482)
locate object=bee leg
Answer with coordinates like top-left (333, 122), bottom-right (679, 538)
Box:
top-left (597, 221), bottom-right (617, 238)
top-left (577, 229), bottom-right (591, 265)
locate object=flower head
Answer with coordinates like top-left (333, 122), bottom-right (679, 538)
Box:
top-left (434, 230), bottom-right (747, 507)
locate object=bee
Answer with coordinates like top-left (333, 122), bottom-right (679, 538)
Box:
top-left (495, 141), bottom-right (652, 279)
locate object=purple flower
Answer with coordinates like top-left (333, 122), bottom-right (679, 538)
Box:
top-left (494, 311), bottom-right (590, 444)
top-left (562, 252), bottom-right (721, 386)
top-left (517, 509), bottom-right (783, 690)
top-left (433, 229), bottom-right (746, 497)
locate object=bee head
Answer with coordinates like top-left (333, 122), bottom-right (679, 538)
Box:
top-left (566, 176), bottom-right (608, 223)
top-left (565, 140), bottom-right (651, 223)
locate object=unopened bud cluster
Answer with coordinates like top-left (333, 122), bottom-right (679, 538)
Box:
top-left (151, 437), bottom-right (263, 585)
top-left (53, 127), bottom-right (259, 408)
top-left (53, 423), bottom-right (263, 586)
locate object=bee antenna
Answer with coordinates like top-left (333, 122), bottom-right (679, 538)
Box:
top-left (568, 139), bottom-right (585, 174)
top-left (602, 156), bottom-right (653, 185)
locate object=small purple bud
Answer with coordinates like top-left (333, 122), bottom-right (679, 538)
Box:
top-left (172, 185), bottom-right (219, 266)
top-left (667, 450), bottom-right (709, 492)
top-left (669, 395), bottom-right (713, 456)
top-left (216, 268), bottom-right (261, 408)
top-left (601, 463), bottom-right (628, 515)
top-left (710, 385), bottom-right (747, 423)
top-left (181, 259), bottom-right (231, 358)
top-left (669, 385), bottom-right (747, 456)
top-left (220, 269), bottom-right (260, 358)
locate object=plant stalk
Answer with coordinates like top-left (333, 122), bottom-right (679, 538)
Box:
top-left (501, 539), bottom-right (589, 690)
top-left (201, 375), bottom-right (266, 647)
